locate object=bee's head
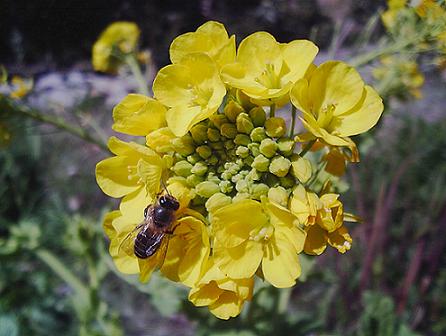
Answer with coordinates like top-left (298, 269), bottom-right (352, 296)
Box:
top-left (159, 194), bottom-right (180, 211)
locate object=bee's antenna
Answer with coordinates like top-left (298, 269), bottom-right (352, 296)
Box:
top-left (161, 178), bottom-right (172, 196)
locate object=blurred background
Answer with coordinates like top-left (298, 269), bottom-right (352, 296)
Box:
top-left (1, 0), bottom-right (446, 335)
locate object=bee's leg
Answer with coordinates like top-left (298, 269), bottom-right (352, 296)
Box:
top-left (164, 223), bottom-right (180, 235)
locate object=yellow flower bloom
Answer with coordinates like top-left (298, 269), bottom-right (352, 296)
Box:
top-left (303, 193), bottom-right (353, 255)
top-left (10, 76), bottom-right (32, 99)
top-left (92, 22), bottom-right (140, 73)
top-left (221, 32), bottom-right (318, 103)
top-left (112, 94), bottom-right (167, 136)
top-left (95, 137), bottom-right (167, 206)
top-left (290, 61), bottom-right (384, 147)
top-left (212, 198), bottom-right (306, 288)
top-left (170, 21), bottom-right (236, 70)
top-left (188, 258), bottom-right (254, 320)
top-left (381, 0), bottom-right (407, 29)
top-left (153, 53), bottom-right (226, 136)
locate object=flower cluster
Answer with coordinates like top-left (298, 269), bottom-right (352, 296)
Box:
top-left (96, 21), bottom-right (384, 319)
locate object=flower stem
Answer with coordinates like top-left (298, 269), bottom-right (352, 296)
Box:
top-left (1, 96), bottom-right (108, 152)
top-left (299, 139), bottom-right (316, 157)
top-left (277, 287), bottom-right (292, 314)
top-left (35, 249), bottom-right (89, 303)
top-left (125, 54), bottom-right (150, 96)
top-left (270, 103), bottom-right (276, 118)
top-left (289, 105), bottom-right (297, 138)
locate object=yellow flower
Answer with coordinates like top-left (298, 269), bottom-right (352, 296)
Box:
top-left (188, 258), bottom-right (254, 320)
top-left (303, 193), bottom-right (353, 255)
top-left (95, 137), bottom-right (167, 209)
top-left (414, 0), bottom-right (446, 19)
top-left (92, 22), bottom-right (140, 73)
top-left (9, 76), bottom-right (33, 99)
top-left (381, 0), bottom-right (407, 29)
top-left (112, 94), bottom-right (167, 136)
top-left (221, 32), bottom-right (318, 103)
top-left (212, 198), bottom-right (306, 288)
top-left (289, 185), bottom-right (320, 226)
top-left (170, 21), bottom-right (236, 70)
top-left (153, 53), bottom-right (226, 136)
top-left (290, 61), bottom-right (384, 147)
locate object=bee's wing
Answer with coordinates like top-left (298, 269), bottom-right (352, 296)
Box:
top-left (118, 222), bottom-right (146, 256)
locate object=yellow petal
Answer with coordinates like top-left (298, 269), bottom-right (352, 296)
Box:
top-left (189, 281), bottom-right (222, 306)
top-left (119, 186), bottom-right (152, 222)
top-left (327, 225), bottom-right (352, 253)
top-left (262, 232), bottom-right (301, 288)
top-left (291, 156), bottom-right (312, 183)
top-left (209, 291), bottom-right (243, 320)
top-left (112, 94), bottom-right (166, 136)
top-left (303, 224), bottom-right (327, 255)
top-left (331, 86), bottom-right (384, 137)
top-left (280, 40), bottom-right (318, 84)
top-left (96, 156), bottom-right (139, 197)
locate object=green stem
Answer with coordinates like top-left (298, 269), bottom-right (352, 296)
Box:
top-left (35, 249), bottom-right (89, 303)
top-left (299, 139), bottom-right (316, 157)
top-left (277, 287), bottom-right (292, 314)
top-left (289, 105), bottom-right (297, 138)
top-left (270, 103), bottom-right (276, 118)
top-left (350, 38), bottom-right (417, 67)
top-left (125, 54), bottom-right (150, 96)
top-left (1, 96), bottom-right (108, 152)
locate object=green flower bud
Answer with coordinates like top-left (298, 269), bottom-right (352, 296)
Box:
top-left (172, 160), bottom-right (193, 177)
top-left (252, 183), bottom-right (269, 200)
top-left (265, 117), bottom-right (286, 138)
top-left (268, 186), bottom-right (289, 207)
top-left (251, 154), bottom-right (270, 172)
top-left (248, 143), bottom-right (260, 157)
top-left (190, 124), bottom-right (208, 144)
top-left (186, 174), bottom-right (204, 187)
top-left (195, 181), bottom-right (220, 198)
top-left (277, 138), bottom-right (295, 156)
top-left (219, 180), bottom-right (234, 193)
top-left (280, 175), bottom-right (296, 188)
top-left (167, 176), bottom-right (187, 185)
top-left (209, 114), bottom-right (228, 130)
top-left (192, 196), bottom-right (207, 206)
top-left (191, 161), bottom-right (208, 176)
top-left (225, 162), bottom-right (241, 175)
top-left (232, 192), bottom-right (251, 203)
top-left (235, 146), bottom-right (249, 158)
top-left (236, 113), bottom-right (254, 134)
top-left (269, 156), bottom-right (291, 177)
top-left (246, 168), bottom-right (261, 181)
top-left (207, 172), bottom-right (221, 184)
top-left (224, 99), bottom-right (245, 122)
top-left (243, 156), bottom-right (254, 166)
top-left (259, 138), bottom-right (278, 158)
top-left (187, 153), bottom-right (201, 164)
top-left (235, 179), bottom-right (249, 193)
top-left (249, 107), bottom-right (266, 127)
top-left (234, 134), bottom-right (251, 146)
top-left (196, 145), bottom-right (212, 159)
top-left (207, 155), bottom-right (219, 165)
top-left (231, 173), bottom-right (243, 183)
top-left (250, 127), bottom-right (267, 143)
top-left (220, 123), bottom-right (237, 139)
top-left (224, 140), bottom-right (235, 150)
top-left (205, 193), bottom-right (232, 213)
top-left (209, 141), bottom-right (224, 150)
top-left (235, 90), bottom-right (256, 111)
top-left (207, 128), bottom-right (221, 142)
top-left (171, 135), bottom-right (195, 156)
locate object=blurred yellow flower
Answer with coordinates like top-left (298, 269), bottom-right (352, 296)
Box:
top-left (381, 0), bottom-right (407, 29)
top-left (153, 53), bottom-right (226, 136)
top-left (290, 61), bottom-right (383, 147)
top-left (221, 32), bottom-right (318, 103)
top-left (92, 21), bottom-right (140, 73)
top-left (188, 258), bottom-right (254, 320)
top-left (10, 76), bottom-right (33, 99)
top-left (170, 21), bottom-right (236, 70)
top-left (212, 198), bottom-right (306, 288)
top-left (289, 185), bottom-right (320, 226)
top-left (112, 94), bottom-right (167, 136)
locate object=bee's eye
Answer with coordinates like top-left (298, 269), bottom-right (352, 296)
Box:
top-left (159, 196), bottom-right (167, 207)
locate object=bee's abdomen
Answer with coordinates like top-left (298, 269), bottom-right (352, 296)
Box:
top-left (134, 230), bottom-right (163, 259)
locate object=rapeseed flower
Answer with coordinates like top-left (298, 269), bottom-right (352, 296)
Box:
top-left (96, 21), bottom-right (383, 319)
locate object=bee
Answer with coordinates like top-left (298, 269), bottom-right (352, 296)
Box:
top-left (120, 193), bottom-right (180, 259)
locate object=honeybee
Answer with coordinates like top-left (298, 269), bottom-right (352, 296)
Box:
top-left (120, 193), bottom-right (180, 259)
